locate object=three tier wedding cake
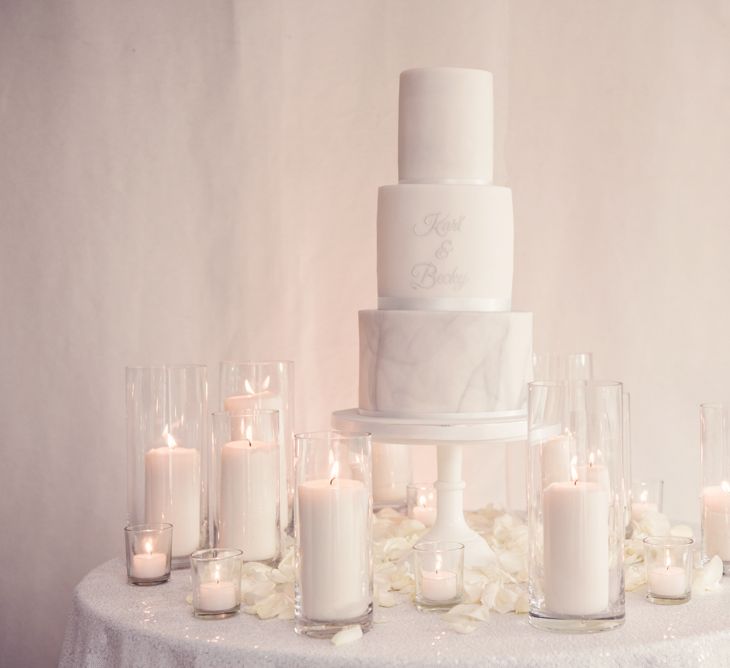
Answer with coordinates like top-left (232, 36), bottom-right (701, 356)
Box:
top-left (334, 67), bottom-right (533, 561)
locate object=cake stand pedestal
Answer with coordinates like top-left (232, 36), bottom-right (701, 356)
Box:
top-left (332, 409), bottom-right (527, 566)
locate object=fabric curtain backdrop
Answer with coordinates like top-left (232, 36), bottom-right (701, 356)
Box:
top-left (2, 1), bottom-right (729, 665)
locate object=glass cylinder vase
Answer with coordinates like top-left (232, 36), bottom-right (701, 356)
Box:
top-left (700, 403), bottom-right (730, 574)
top-left (126, 365), bottom-right (208, 568)
top-left (294, 431), bottom-right (373, 638)
top-left (528, 380), bottom-right (625, 632)
top-left (220, 361), bottom-right (294, 535)
top-left (210, 409), bottom-right (280, 564)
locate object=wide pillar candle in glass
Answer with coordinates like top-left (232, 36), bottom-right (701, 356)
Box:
top-left (528, 380), bottom-right (625, 632)
top-left (210, 409), bottom-right (280, 564)
top-left (220, 361), bottom-right (294, 534)
top-left (700, 403), bottom-right (730, 574)
top-left (294, 431), bottom-right (372, 638)
top-left (126, 365), bottom-right (207, 567)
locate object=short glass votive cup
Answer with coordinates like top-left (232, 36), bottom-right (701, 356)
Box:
top-left (414, 541), bottom-right (464, 612)
top-left (124, 523), bottom-right (173, 586)
top-left (407, 483), bottom-right (437, 527)
top-left (190, 548), bottom-right (243, 618)
top-left (631, 479), bottom-right (664, 522)
top-left (643, 537), bottom-right (693, 605)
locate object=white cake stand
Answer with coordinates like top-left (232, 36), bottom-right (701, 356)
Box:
top-left (332, 408), bottom-right (527, 566)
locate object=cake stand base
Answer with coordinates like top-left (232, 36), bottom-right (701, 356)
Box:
top-left (331, 408), bottom-right (527, 567)
top-left (419, 444), bottom-right (495, 567)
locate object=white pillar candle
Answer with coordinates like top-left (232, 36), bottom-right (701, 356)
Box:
top-left (219, 439), bottom-right (279, 561)
top-left (130, 541), bottom-right (167, 579)
top-left (298, 477), bottom-right (370, 621)
top-left (541, 436), bottom-right (571, 489)
top-left (543, 480), bottom-right (609, 615)
top-left (702, 483), bottom-right (730, 561)
top-left (648, 565), bottom-right (687, 598)
top-left (372, 442), bottom-right (411, 506)
top-left (145, 435), bottom-right (200, 558)
top-left (224, 392), bottom-right (289, 529)
top-left (197, 579), bottom-right (238, 612)
top-left (420, 570), bottom-right (458, 602)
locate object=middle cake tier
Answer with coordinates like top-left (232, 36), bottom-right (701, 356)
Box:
top-left (359, 310), bottom-right (533, 418)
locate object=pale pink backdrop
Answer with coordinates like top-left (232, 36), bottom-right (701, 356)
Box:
top-left (1, 1), bottom-right (729, 665)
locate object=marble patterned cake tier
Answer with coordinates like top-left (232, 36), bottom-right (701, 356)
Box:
top-left (359, 310), bottom-right (533, 417)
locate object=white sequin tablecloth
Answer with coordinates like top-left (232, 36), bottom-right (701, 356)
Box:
top-left (60, 559), bottom-right (730, 668)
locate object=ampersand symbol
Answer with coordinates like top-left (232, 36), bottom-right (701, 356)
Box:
top-left (434, 240), bottom-right (453, 260)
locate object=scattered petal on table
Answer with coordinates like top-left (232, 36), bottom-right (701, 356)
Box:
top-left (331, 625), bottom-right (363, 646)
top-left (693, 555), bottom-right (723, 594)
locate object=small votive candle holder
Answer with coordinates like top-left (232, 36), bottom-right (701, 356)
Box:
top-left (643, 536), bottom-right (693, 605)
top-left (407, 483), bottom-right (437, 527)
top-left (124, 523), bottom-right (173, 586)
top-left (414, 541), bottom-right (464, 612)
top-left (190, 548), bottom-right (243, 618)
top-left (631, 479), bottom-right (664, 521)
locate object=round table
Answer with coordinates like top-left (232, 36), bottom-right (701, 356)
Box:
top-left (60, 559), bottom-right (730, 667)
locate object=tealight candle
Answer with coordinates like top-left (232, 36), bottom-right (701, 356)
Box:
top-left (198, 579), bottom-right (238, 612)
top-left (631, 480), bottom-right (663, 521)
top-left (644, 537), bottom-right (693, 605)
top-left (421, 570), bottom-right (458, 602)
top-left (131, 541), bottom-right (167, 579)
top-left (191, 549), bottom-right (243, 618)
top-left (124, 523), bottom-right (172, 586)
top-left (414, 541), bottom-right (464, 612)
top-left (407, 483), bottom-right (437, 527)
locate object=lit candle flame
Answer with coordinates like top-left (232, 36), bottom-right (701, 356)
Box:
top-left (329, 461), bottom-right (339, 486)
top-left (163, 428), bottom-right (177, 449)
top-left (588, 452), bottom-right (595, 468)
top-left (418, 494), bottom-right (427, 508)
top-left (639, 489), bottom-right (649, 503)
top-left (664, 549), bottom-right (672, 570)
top-left (214, 567), bottom-right (220, 585)
top-left (144, 540), bottom-right (153, 555)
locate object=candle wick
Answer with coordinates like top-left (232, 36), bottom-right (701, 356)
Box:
top-left (247, 439), bottom-right (252, 448)
top-left (329, 476), bottom-right (335, 486)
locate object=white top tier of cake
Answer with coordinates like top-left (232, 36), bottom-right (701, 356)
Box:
top-left (398, 67), bottom-right (493, 184)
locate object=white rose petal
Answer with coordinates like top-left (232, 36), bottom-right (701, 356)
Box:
top-left (670, 524), bottom-right (694, 539)
top-left (637, 511), bottom-right (672, 538)
top-left (693, 555), bottom-right (724, 594)
top-left (331, 625), bottom-right (363, 646)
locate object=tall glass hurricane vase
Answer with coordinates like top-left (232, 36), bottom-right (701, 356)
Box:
top-left (700, 403), bottom-right (730, 574)
top-left (528, 380), bottom-right (625, 632)
top-left (294, 431), bottom-right (373, 638)
top-left (220, 361), bottom-right (294, 534)
top-left (126, 365), bottom-right (208, 568)
top-left (210, 409), bottom-right (281, 564)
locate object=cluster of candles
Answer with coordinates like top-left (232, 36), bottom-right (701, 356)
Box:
top-left (124, 361), bottom-right (730, 636)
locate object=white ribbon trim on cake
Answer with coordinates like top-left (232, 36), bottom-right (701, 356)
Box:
top-left (377, 297), bottom-right (512, 312)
